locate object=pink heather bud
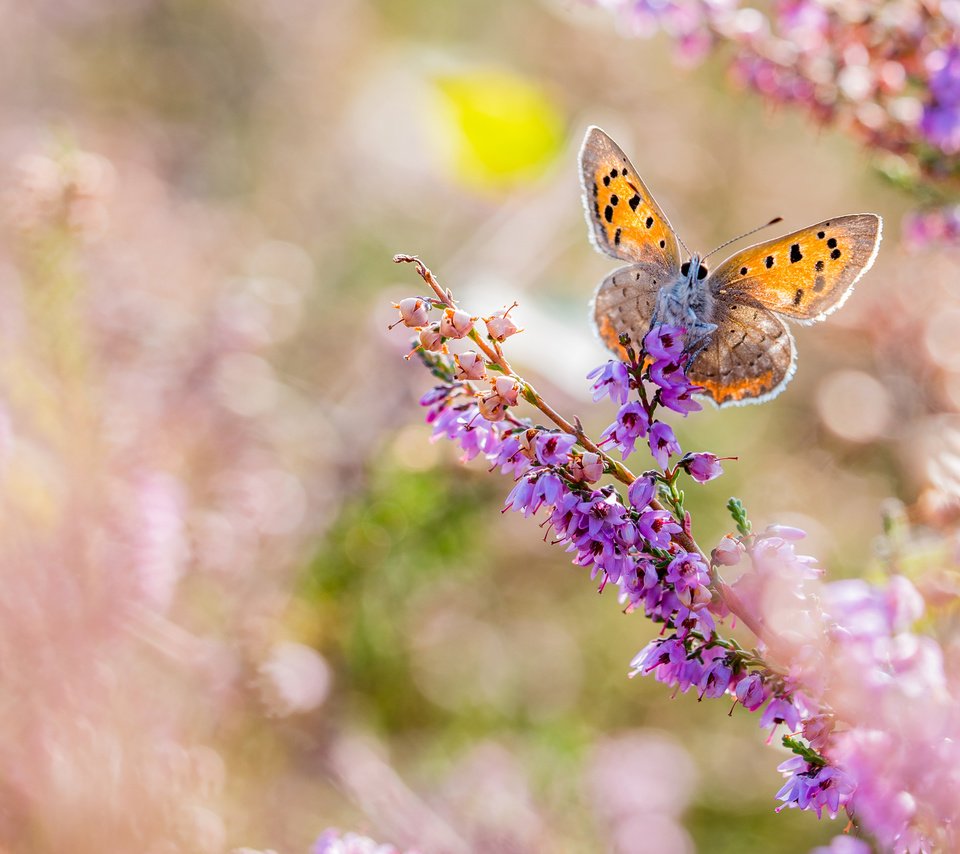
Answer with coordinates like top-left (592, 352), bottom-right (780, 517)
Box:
top-left (518, 429), bottom-right (538, 455)
top-left (763, 524), bottom-right (806, 541)
top-left (477, 391), bottom-right (507, 421)
top-left (677, 582), bottom-right (712, 609)
top-left (418, 324), bottom-right (445, 352)
top-left (439, 307), bottom-right (474, 339)
top-left (454, 350), bottom-right (486, 380)
top-left (801, 714), bottom-right (835, 751)
top-left (393, 297), bottom-right (430, 328)
top-left (712, 534), bottom-right (743, 566)
top-left (494, 376), bottom-right (521, 406)
top-left (571, 451), bottom-right (604, 483)
top-left (485, 305), bottom-right (521, 342)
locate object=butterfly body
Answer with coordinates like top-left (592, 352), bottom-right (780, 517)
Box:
top-left (579, 126), bottom-right (882, 406)
top-left (651, 253), bottom-right (716, 356)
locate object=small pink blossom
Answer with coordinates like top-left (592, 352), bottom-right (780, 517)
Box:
top-left (454, 350), bottom-right (486, 380)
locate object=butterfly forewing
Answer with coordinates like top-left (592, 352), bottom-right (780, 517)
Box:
top-left (707, 214), bottom-right (882, 323)
top-left (687, 296), bottom-right (796, 406)
top-left (579, 127), bottom-right (681, 269)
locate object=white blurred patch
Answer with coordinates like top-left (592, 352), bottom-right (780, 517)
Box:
top-left (816, 369), bottom-right (891, 443)
top-left (257, 640), bottom-right (331, 716)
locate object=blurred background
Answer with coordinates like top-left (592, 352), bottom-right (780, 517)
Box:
top-left (0, 0), bottom-right (956, 851)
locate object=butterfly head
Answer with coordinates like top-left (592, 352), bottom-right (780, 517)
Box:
top-left (679, 255), bottom-right (709, 284)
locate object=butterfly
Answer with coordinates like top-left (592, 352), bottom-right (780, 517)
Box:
top-left (580, 126), bottom-right (882, 406)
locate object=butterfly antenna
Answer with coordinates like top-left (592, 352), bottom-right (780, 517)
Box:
top-left (703, 217), bottom-right (783, 261)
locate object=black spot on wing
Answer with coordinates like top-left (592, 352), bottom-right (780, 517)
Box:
top-left (603, 175), bottom-right (610, 187)
top-left (614, 228), bottom-right (621, 245)
top-left (793, 288), bottom-right (803, 306)
top-left (817, 230), bottom-right (825, 239)
top-left (831, 248), bottom-right (841, 260)
top-left (765, 255), bottom-right (774, 268)
top-left (610, 194), bottom-right (619, 206)
top-left (645, 216), bottom-right (653, 228)
top-left (604, 205), bottom-right (614, 223)
top-left (629, 195), bottom-right (641, 211)
top-left (659, 239), bottom-right (666, 248)
top-left (827, 237), bottom-right (837, 249)
top-left (815, 260), bottom-right (824, 272)
top-left (740, 266), bottom-right (748, 275)
top-left (790, 244), bottom-right (802, 263)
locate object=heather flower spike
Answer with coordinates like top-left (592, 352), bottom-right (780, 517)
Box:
top-left (392, 253), bottom-right (960, 851)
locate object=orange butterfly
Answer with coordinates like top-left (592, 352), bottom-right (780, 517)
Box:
top-left (581, 126), bottom-right (882, 406)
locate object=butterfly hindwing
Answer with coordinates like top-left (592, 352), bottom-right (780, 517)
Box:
top-left (579, 127), bottom-right (681, 269)
top-left (687, 295), bottom-right (796, 407)
top-left (707, 214), bottom-right (882, 323)
top-left (593, 262), bottom-right (670, 358)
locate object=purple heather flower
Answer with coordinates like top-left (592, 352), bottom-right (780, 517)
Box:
top-left (776, 760), bottom-right (854, 820)
top-left (648, 421), bottom-right (681, 469)
top-left (643, 325), bottom-right (685, 361)
top-left (760, 697), bottom-right (801, 732)
top-left (637, 509), bottom-right (681, 549)
top-left (674, 601), bottom-right (715, 638)
top-left (601, 401), bottom-right (649, 458)
top-left (629, 636), bottom-right (686, 677)
top-left (928, 44), bottom-right (960, 105)
top-left (490, 435), bottom-right (531, 477)
top-left (576, 491), bottom-right (627, 537)
top-left (658, 381), bottom-right (702, 414)
top-left (680, 452), bottom-right (724, 483)
top-left (648, 358), bottom-right (685, 390)
top-left (922, 47), bottom-right (960, 153)
top-left (420, 386), bottom-right (452, 408)
top-left (665, 551), bottom-right (710, 596)
top-left (699, 657), bottom-right (734, 699)
top-left (536, 472), bottom-right (565, 507)
top-left (535, 431), bottom-right (576, 466)
top-left (313, 829), bottom-right (403, 854)
top-left (735, 673), bottom-right (768, 711)
top-left (504, 475), bottom-right (539, 517)
top-left (587, 360), bottom-right (631, 405)
top-left (627, 475), bottom-right (657, 509)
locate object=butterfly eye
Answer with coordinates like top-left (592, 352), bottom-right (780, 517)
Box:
top-left (698, 264), bottom-right (708, 280)
top-left (680, 261), bottom-right (690, 276)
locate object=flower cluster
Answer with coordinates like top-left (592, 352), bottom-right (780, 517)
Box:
top-left (391, 254), bottom-right (960, 851)
top-left (589, 0), bottom-right (960, 246)
top-left (312, 829), bottom-right (409, 854)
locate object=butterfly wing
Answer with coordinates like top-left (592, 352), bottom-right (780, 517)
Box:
top-left (687, 295), bottom-right (796, 406)
top-left (593, 262), bottom-right (669, 358)
top-left (579, 126), bottom-right (682, 269)
top-left (707, 214), bottom-right (881, 323)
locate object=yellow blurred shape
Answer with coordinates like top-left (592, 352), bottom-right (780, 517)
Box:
top-left (432, 68), bottom-right (564, 191)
